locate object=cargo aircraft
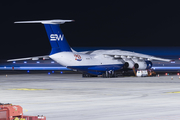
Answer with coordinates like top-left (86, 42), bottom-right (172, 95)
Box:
top-left (8, 19), bottom-right (172, 77)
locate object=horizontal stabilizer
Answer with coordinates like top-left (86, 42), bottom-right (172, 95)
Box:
top-left (7, 55), bottom-right (49, 62)
top-left (14, 19), bottom-right (74, 24)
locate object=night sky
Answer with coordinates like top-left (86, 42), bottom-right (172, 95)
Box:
top-left (1, 1), bottom-right (180, 59)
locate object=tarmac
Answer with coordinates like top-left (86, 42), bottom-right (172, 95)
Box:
top-left (1, 74), bottom-right (180, 120)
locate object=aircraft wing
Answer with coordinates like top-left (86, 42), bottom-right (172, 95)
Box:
top-left (104, 53), bottom-right (172, 62)
top-left (7, 55), bottom-right (49, 62)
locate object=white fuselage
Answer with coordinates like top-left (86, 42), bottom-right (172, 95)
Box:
top-left (49, 50), bottom-right (125, 67)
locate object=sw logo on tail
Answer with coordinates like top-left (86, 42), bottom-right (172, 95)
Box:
top-left (50, 34), bottom-right (64, 41)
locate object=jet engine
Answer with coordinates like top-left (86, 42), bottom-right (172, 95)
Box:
top-left (123, 59), bottom-right (134, 69)
top-left (133, 61), bottom-right (152, 69)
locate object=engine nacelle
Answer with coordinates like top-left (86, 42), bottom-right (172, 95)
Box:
top-left (134, 61), bottom-right (152, 69)
top-left (145, 61), bottom-right (153, 69)
top-left (123, 60), bottom-right (134, 69)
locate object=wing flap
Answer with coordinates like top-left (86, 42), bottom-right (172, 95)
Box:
top-left (104, 54), bottom-right (171, 62)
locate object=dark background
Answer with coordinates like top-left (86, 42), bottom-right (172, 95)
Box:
top-left (1, 1), bottom-right (180, 59)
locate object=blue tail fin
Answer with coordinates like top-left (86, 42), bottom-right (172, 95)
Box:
top-left (44, 24), bottom-right (72, 55)
top-left (14, 19), bottom-right (74, 55)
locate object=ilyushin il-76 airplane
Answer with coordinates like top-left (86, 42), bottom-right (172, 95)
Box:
top-left (8, 19), bottom-right (172, 77)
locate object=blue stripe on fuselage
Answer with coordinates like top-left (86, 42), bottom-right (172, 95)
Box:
top-left (67, 64), bottom-right (124, 72)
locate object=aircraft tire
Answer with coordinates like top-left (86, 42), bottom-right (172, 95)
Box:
top-left (102, 73), bottom-right (106, 78)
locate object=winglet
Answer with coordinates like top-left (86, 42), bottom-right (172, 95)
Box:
top-left (14, 19), bottom-right (74, 24)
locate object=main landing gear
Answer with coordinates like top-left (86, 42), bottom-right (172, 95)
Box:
top-left (102, 70), bottom-right (116, 78)
top-left (82, 73), bottom-right (97, 77)
top-left (82, 70), bottom-right (117, 78)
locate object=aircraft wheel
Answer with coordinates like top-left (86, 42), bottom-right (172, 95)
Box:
top-left (108, 70), bottom-right (115, 78)
top-left (82, 73), bottom-right (90, 77)
top-left (113, 72), bottom-right (117, 77)
top-left (82, 74), bottom-right (86, 77)
top-left (102, 73), bottom-right (106, 78)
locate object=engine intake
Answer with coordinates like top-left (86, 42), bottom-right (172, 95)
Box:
top-left (123, 61), bottom-right (134, 69)
top-left (123, 62), bottom-right (129, 68)
top-left (134, 63), bottom-right (139, 69)
top-left (145, 61), bottom-right (153, 69)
